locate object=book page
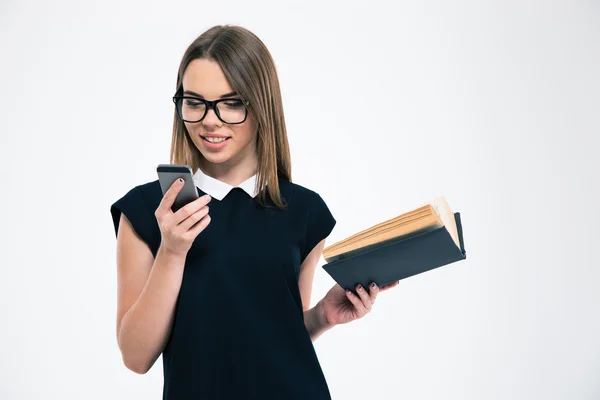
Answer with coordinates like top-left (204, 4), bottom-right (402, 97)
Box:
top-left (430, 196), bottom-right (460, 248)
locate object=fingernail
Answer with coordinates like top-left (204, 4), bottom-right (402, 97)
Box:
top-left (346, 289), bottom-right (351, 295)
top-left (203, 194), bottom-right (211, 201)
top-left (178, 178), bottom-right (183, 184)
top-left (357, 285), bottom-right (362, 292)
top-left (371, 283), bottom-right (377, 289)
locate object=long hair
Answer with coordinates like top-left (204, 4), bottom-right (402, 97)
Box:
top-left (170, 25), bottom-right (291, 209)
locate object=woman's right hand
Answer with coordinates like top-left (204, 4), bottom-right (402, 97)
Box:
top-left (155, 178), bottom-right (212, 257)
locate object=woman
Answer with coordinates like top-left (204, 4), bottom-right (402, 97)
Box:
top-left (110, 24), bottom-right (399, 399)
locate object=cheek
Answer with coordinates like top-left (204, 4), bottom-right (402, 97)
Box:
top-left (232, 122), bottom-right (258, 144)
top-left (184, 122), bottom-right (196, 136)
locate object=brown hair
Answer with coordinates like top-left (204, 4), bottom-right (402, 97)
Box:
top-left (169, 25), bottom-right (291, 209)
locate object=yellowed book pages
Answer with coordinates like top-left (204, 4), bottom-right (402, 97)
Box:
top-left (323, 196), bottom-right (459, 261)
top-left (427, 196), bottom-right (460, 248)
top-left (324, 205), bottom-right (433, 252)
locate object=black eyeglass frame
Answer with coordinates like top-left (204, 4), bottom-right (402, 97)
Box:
top-left (172, 95), bottom-right (251, 124)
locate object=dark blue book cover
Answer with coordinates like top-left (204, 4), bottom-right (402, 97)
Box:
top-left (322, 212), bottom-right (467, 292)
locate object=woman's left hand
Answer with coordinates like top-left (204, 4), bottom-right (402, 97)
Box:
top-left (320, 280), bottom-right (400, 327)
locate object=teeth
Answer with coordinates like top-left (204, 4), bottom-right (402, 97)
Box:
top-left (205, 137), bottom-right (227, 143)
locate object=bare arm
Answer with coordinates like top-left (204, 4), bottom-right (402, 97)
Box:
top-left (115, 214), bottom-right (186, 374)
top-left (299, 238), bottom-right (336, 341)
top-left (304, 300), bottom-right (334, 341)
top-left (115, 180), bottom-right (211, 374)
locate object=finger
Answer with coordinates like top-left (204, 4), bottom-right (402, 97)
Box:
top-left (355, 284), bottom-right (372, 312)
top-left (345, 288), bottom-right (368, 316)
top-left (157, 178), bottom-right (185, 216)
top-left (368, 282), bottom-right (380, 305)
top-left (380, 281), bottom-right (400, 291)
top-left (173, 194), bottom-right (211, 225)
top-left (184, 214), bottom-right (211, 240)
top-left (179, 205), bottom-right (210, 232)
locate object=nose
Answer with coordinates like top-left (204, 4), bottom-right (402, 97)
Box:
top-left (202, 104), bottom-right (222, 126)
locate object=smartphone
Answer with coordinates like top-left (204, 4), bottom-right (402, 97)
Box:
top-left (157, 164), bottom-right (200, 212)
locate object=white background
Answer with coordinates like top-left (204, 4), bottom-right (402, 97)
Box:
top-left (1, 0), bottom-right (599, 399)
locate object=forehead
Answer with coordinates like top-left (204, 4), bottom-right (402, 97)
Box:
top-left (182, 58), bottom-right (233, 97)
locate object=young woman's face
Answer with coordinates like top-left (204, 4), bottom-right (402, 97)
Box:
top-left (181, 58), bottom-right (258, 167)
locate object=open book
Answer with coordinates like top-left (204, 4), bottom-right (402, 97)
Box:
top-left (323, 196), bottom-right (461, 262)
top-left (322, 196), bottom-right (466, 290)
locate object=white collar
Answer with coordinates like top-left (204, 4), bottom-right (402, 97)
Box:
top-left (192, 167), bottom-right (259, 200)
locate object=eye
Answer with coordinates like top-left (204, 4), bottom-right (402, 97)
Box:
top-left (184, 98), bottom-right (204, 108)
top-left (222, 99), bottom-right (245, 109)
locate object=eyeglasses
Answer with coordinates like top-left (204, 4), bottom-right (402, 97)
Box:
top-left (172, 96), bottom-right (250, 124)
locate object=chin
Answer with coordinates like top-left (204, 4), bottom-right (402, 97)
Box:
top-left (198, 150), bottom-right (232, 165)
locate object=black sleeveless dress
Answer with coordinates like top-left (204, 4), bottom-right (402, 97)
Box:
top-left (110, 177), bottom-right (336, 399)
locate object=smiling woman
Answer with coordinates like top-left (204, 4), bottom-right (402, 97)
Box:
top-left (172, 59), bottom-right (259, 167)
top-left (168, 27), bottom-right (292, 209)
top-left (110, 24), bottom-right (387, 400)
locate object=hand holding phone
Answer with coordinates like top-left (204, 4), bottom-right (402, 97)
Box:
top-left (156, 164), bottom-right (212, 256)
top-left (157, 164), bottom-right (200, 212)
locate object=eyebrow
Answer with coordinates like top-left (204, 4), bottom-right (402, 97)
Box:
top-left (183, 90), bottom-right (238, 99)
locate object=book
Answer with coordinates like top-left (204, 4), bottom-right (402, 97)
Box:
top-left (322, 196), bottom-right (467, 291)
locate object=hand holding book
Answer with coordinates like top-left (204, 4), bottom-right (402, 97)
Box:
top-left (317, 280), bottom-right (401, 327)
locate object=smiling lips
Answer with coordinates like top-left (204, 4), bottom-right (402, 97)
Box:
top-left (201, 134), bottom-right (231, 150)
